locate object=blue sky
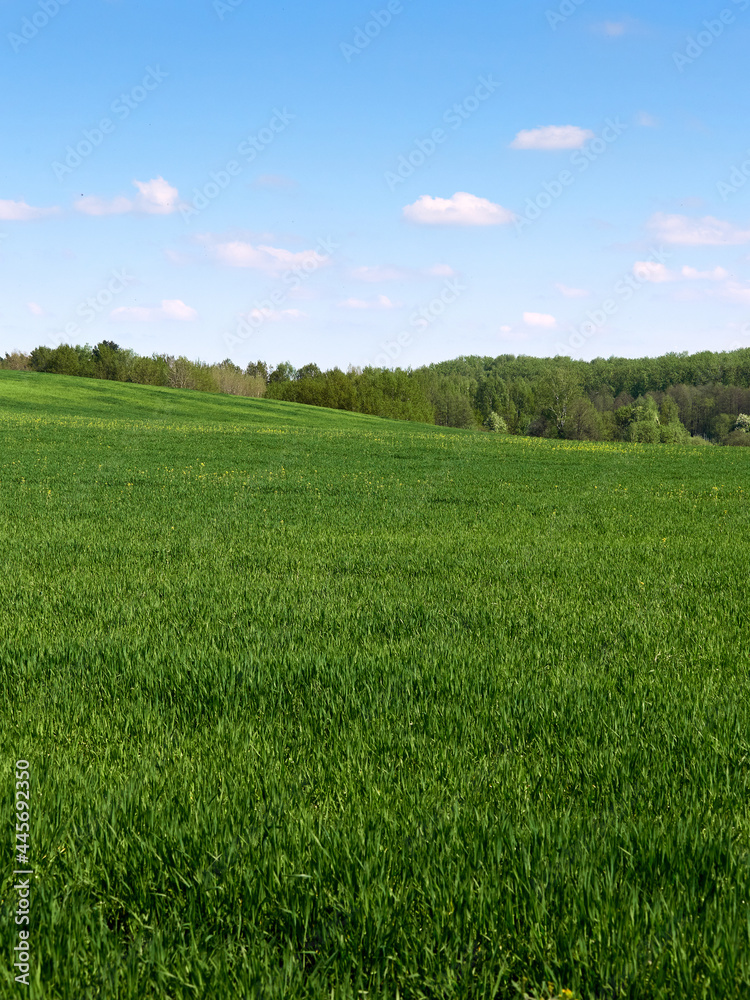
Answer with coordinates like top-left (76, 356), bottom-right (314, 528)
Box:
top-left (3, 0), bottom-right (750, 370)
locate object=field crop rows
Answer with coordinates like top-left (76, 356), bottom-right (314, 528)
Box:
top-left (1, 370), bottom-right (749, 999)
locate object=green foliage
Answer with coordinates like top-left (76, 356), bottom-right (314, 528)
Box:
top-left (295, 362), bottom-right (323, 381)
top-left (269, 360), bottom-right (297, 383)
top-left (484, 411), bottom-right (507, 433)
top-left (268, 366), bottom-right (434, 423)
top-left (244, 359), bottom-right (269, 381)
top-left (563, 395), bottom-right (602, 441)
top-left (19, 343), bottom-right (750, 441)
top-left (725, 428), bottom-right (750, 446)
top-left (1, 351), bottom-right (31, 371)
top-left (1, 371), bottom-right (750, 997)
top-left (538, 364), bottom-right (584, 437)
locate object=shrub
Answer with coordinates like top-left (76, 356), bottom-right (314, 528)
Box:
top-left (1, 352), bottom-right (31, 371)
top-left (484, 411), bottom-right (508, 433)
top-left (725, 428), bottom-right (750, 446)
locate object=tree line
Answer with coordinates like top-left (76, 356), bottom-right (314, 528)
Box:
top-left (4, 342), bottom-right (750, 445)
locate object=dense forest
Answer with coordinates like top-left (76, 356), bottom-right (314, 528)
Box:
top-left (5, 342), bottom-right (750, 445)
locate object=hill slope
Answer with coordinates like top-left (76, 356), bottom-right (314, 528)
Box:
top-left (1, 372), bottom-right (749, 999)
top-left (0, 368), bottom-right (432, 429)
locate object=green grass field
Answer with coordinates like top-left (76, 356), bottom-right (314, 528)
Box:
top-left (1, 369), bottom-right (749, 999)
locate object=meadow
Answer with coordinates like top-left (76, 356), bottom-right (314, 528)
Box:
top-left (1, 368), bottom-right (749, 999)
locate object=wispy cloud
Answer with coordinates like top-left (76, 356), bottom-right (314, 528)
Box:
top-left (338, 294), bottom-right (400, 310)
top-left (681, 265), bottom-right (729, 281)
top-left (719, 281), bottom-right (750, 305)
top-left (555, 283), bottom-right (590, 298)
top-left (0, 199), bottom-right (60, 221)
top-left (246, 307), bottom-right (306, 322)
top-left (205, 238), bottom-right (331, 273)
top-left (403, 191), bottom-right (515, 226)
top-left (598, 21), bottom-right (627, 36)
top-left (523, 312), bottom-right (557, 328)
top-left (251, 174), bottom-right (298, 191)
top-left (510, 125), bottom-right (594, 151)
top-left (633, 261), bottom-right (747, 307)
top-left (110, 299), bottom-right (197, 322)
top-left (647, 212), bottom-right (750, 246)
top-left (75, 177), bottom-right (182, 216)
top-left (633, 262), bottom-right (729, 284)
top-left (350, 263), bottom-right (456, 282)
top-left (635, 111), bottom-right (659, 128)
top-left (633, 261), bottom-right (673, 283)
top-left (27, 302), bottom-right (46, 316)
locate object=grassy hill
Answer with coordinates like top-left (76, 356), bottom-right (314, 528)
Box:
top-left (1, 370), bottom-right (749, 999)
top-left (0, 368), bottom-right (399, 427)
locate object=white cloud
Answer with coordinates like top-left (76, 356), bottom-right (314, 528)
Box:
top-left (423, 263), bottom-right (456, 277)
top-left (75, 195), bottom-right (133, 216)
top-left (0, 199), bottom-right (59, 221)
top-left (403, 192), bottom-right (515, 226)
top-left (716, 281), bottom-right (750, 305)
top-left (555, 283), bottom-right (590, 298)
top-left (27, 302), bottom-right (45, 316)
top-left (132, 177), bottom-right (181, 215)
top-left (633, 261), bottom-right (673, 283)
top-left (252, 174), bottom-right (298, 191)
top-left (75, 177), bottom-right (181, 216)
top-left (635, 111), bottom-right (659, 128)
top-left (350, 263), bottom-right (456, 282)
top-left (110, 299), bottom-right (198, 323)
top-left (593, 18), bottom-right (642, 36)
top-left (600, 21), bottom-right (626, 36)
top-left (510, 126), bottom-right (594, 151)
top-left (523, 312), bottom-right (557, 328)
top-left (647, 212), bottom-right (750, 246)
top-left (338, 295), bottom-right (399, 310)
top-left (681, 265), bottom-right (729, 281)
top-left (500, 325), bottom-right (512, 333)
top-left (247, 307), bottom-right (306, 322)
top-left (208, 239), bottom-right (329, 273)
top-left (350, 265), bottom-right (406, 282)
